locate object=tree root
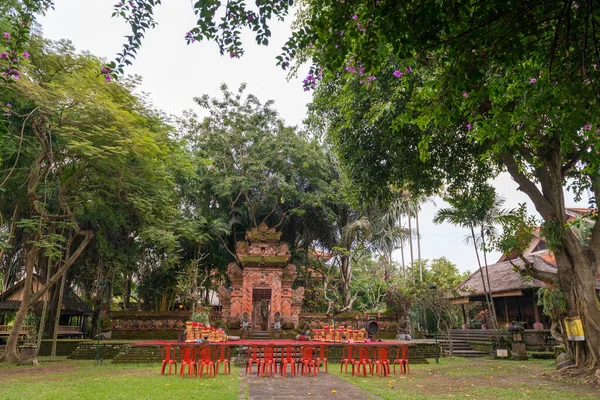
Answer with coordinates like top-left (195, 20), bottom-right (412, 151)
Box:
top-left (542, 364), bottom-right (600, 384)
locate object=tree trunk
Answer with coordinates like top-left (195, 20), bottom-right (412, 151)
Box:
top-left (480, 227), bottom-right (499, 329)
top-left (555, 251), bottom-right (600, 368)
top-left (408, 214), bottom-right (414, 279)
top-left (399, 215), bottom-right (406, 279)
top-left (416, 208), bottom-right (422, 281)
top-left (51, 272), bottom-right (66, 357)
top-left (123, 275), bottom-right (132, 310)
top-left (469, 226), bottom-right (496, 329)
top-left (340, 254), bottom-right (352, 308)
top-left (0, 230), bottom-right (90, 363)
top-left (500, 150), bottom-right (600, 368)
top-left (0, 234), bottom-right (38, 363)
top-left (36, 255), bottom-right (54, 353)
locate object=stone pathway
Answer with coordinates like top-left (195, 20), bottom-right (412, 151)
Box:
top-left (240, 367), bottom-right (380, 400)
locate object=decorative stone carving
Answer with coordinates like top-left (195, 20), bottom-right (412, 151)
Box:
top-left (222, 225), bottom-right (304, 331)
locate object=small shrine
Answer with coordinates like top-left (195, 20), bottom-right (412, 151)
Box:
top-left (217, 223), bottom-right (304, 332)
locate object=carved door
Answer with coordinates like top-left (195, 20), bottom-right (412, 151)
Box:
top-left (252, 288), bottom-right (271, 331)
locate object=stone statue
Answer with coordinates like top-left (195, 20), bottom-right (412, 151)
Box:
top-left (273, 312), bottom-right (282, 333)
top-left (397, 315), bottom-right (411, 341)
top-left (242, 312), bottom-right (251, 331)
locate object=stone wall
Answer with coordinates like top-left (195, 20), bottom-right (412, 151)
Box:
top-left (108, 311), bottom-right (191, 340)
top-left (522, 329), bottom-right (557, 351)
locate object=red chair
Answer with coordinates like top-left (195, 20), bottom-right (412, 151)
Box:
top-left (340, 346), bottom-right (354, 374)
top-left (299, 346), bottom-right (318, 376)
top-left (258, 345), bottom-right (277, 377)
top-left (372, 346), bottom-right (391, 377)
top-left (352, 346), bottom-right (372, 377)
top-left (393, 345), bottom-right (410, 374)
top-left (179, 346), bottom-right (197, 378)
top-left (280, 346), bottom-right (297, 377)
top-left (160, 346), bottom-right (178, 375)
top-left (246, 345), bottom-right (261, 374)
top-left (315, 345), bottom-right (329, 373)
top-left (215, 345), bottom-right (231, 375)
top-left (197, 346), bottom-right (216, 378)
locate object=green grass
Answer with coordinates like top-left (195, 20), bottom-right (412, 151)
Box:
top-left (328, 357), bottom-right (599, 400)
top-left (0, 357), bottom-right (241, 400)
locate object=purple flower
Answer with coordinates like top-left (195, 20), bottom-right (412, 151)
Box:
top-left (367, 75), bottom-right (376, 81)
top-left (3, 32), bottom-right (10, 39)
top-left (0, 52), bottom-right (7, 59)
top-left (247, 13), bottom-right (254, 21)
top-left (105, 75), bottom-right (111, 82)
top-left (405, 66), bottom-right (413, 74)
top-left (393, 70), bottom-right (403, 78)
top-left (572, 2), bottom-right (579, 9)
top-left (22, 51), bottom-right (29, 59)
top-left (557, 106), bottom-right (560, 109)
top-left (352, 14), bottom-right (358, 20)
top-left (466, 123), bottom-right (471, 131)
top-left (8, 69), bottom-right (20, 79)
top-left (283, 61), bottom-right (289, 68)
top-left (130, 1), bottom-right (135, 7)
top-left (6, 103), bottom-right (11, 108)
top-left (345, 66), bottom-right (356, 73)
top-left (357, 23), bottom-right (365, 32)
top-left (101, 66), bottom-right (110, 75)
top-left (462, 92), bottom-right (468, 98)
top-left (229, 52), bottom-right (239, 59)
top-left (584, 124), bottom-right (591, 130)
top-left (529, 78), bottom-right (536, 84)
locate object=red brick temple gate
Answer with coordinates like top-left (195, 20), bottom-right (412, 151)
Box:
top-left (217, 223), bottom-right (304, 334)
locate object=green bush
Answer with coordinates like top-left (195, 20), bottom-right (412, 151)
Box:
top-left (189, 311), bottom-right (209, 325)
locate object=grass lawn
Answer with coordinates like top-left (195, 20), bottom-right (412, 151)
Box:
top-left (329, 357), bottom-right (600, 400)
top-left (0, 357), bottom-right (241, 400)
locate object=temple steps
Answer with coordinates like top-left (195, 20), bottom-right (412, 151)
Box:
top-left (250, 331), bottom-right (273, 340)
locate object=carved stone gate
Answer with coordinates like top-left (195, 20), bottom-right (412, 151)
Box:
top-left (217, 223), bottom-right (304, 331)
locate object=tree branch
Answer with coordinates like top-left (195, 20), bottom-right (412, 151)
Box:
top-left (500, 152), bottom-right (556, 219)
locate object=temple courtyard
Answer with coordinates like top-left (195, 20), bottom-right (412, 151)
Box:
top-left (0, 357), bottom-right (598, 399)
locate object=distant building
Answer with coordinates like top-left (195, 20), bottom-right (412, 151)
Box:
top-left (0, 276), bottom-right (93, 338)
top-left (452, 208), bottom-right (600, 329)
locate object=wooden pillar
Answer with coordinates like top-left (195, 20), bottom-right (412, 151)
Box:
top-left (461, 304), bottom-right (468, 328)
top-left (533, 301), bottom-right (541, 324)
top-left (516, 297), bottom-right (522, 322)
top-left (504, 298), bottom-right (509, 326)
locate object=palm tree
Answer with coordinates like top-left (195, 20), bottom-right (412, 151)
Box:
top-left (433, 187), bottom-right (503, 329)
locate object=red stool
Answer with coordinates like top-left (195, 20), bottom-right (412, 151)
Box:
top-left (316, 344), bottom-right (329, 373)
top-left (198, 346), bottom-right (216, 378)
top-left (246, 345), bottom-right (261, 374)
top-left (258, 345), bottom-right (277, 376)
top-left (280, 346), bottom-right (297, 377)
top-left (340, 346), bottom-right (354, 374)
top-left (352, 346), bottom-right (372, 377)
top-left (372, 346), bottom-right (391, 377)
top-left (215, 345), bottom-right (231, 375)
top-left (160, 346), bottom-right (177, 375)
top-left (393, 345), bottom-right (410, 374)
top-left (179, 346), bottom-right (197, 378)
top-left (299, 345), bottom-right (318, 376)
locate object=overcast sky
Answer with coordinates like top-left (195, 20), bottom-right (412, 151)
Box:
top-left (38, 1), bottom-right (589, 274)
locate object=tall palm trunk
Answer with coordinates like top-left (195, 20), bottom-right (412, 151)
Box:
top-left (480, 226), bottom-right (498, 327)
top-left (416, 208), bottom-right (422, 281)
top-left (399, 215), bottom-right (406, 279)
top-left (408, 214), bottom-right (414, 280)
top-left (469, 225), bottom-right (495, 329)
top-left (51, 272), bottom-right (67, 357)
